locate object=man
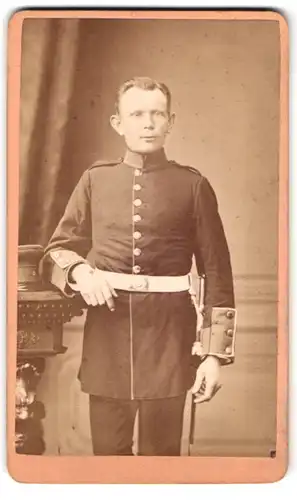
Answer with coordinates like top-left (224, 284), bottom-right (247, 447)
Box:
top-left (40, 76), bottom-right (236, 456)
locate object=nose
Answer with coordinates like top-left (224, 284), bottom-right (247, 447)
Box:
top-left (143, 113), bottom-right (154, 129)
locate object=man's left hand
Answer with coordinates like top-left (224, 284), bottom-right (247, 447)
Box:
top-left (191, 355), bottom-right (221, 404)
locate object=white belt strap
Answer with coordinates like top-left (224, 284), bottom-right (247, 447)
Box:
top-left (100, 271), bottom-right (191, 293)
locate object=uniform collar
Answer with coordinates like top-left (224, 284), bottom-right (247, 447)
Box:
top-left (123, 148), bottom-right (167, 171)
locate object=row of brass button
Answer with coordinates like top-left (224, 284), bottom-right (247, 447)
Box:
top-left (133, 169), bottom-right (143, 274)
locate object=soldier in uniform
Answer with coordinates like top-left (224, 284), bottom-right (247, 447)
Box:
top-left (40, 77), bottom-right (236, 456)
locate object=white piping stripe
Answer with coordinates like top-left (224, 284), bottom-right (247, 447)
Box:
top-left (129, 293), bottom-right (134, 400)
top-left (130, 169), bottom-right (137, 400)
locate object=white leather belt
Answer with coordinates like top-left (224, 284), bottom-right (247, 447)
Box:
top-left (100, 271), bottom-right (191, 293)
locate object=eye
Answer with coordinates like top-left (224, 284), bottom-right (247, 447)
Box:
top-left (131, 111), bottom-right (143, 117)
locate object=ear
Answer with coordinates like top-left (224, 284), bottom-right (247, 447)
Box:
top-left (110, 114), bottom-right (124, 136)
top-left (167, 112), bottom-right (176, 134)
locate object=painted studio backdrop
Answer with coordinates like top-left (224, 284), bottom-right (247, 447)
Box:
top-left (19, 18), bottom-right (279, 456)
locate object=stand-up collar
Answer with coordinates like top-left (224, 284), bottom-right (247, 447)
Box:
top-left (123, 148), bottom-right (168, 171)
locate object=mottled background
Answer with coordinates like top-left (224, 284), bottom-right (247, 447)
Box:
top-left (19, 18), bottom-right (280, 456)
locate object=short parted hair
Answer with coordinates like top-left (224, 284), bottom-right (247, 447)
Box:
top-left (115, 77), bottom-right (172, 114)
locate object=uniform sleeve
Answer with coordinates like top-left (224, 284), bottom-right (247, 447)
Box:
top-left (39, 170), bottom-right (92, 297)
top-left (192, 176), bottom-right (237, 364)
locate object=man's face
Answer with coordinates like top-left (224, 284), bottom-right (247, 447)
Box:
top-left (111, 87), bottom-right (175, 153)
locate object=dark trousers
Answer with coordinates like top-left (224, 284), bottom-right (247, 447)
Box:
top-left (89, 393), bottom-right (187, 456)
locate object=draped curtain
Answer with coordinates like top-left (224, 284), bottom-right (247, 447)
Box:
top-left (19, 19), bottom-right (81, 246)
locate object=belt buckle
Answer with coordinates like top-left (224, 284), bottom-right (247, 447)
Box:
top-left (129, 276), bottom-right (149, 292)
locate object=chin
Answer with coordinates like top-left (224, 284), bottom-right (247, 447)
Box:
top-left (132, 142), bottom-right (163, 154)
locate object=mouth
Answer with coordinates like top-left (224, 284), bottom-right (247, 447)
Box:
top-left (141, 136), bottom-right (157, 141)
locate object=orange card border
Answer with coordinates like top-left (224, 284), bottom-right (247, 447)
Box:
top-left (6, 9), bottom-right (289, 484)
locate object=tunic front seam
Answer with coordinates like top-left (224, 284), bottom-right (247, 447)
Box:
top-left (130, 169), bottom-right (136, 400)
top-left (129, 293), bottom-right (134, 400)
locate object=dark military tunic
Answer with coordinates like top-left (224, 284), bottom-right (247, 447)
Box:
top-left (41, 148), bottom-right (234, 400)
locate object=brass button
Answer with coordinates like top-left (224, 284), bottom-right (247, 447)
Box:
top-left (133, 248), bottom-right (142, 257)
top-left (133, 265), bottom-right (141, 274)
top-left (133, 231), bottom-right (142, 240)
top-left (225, 346), bottom-right (232, 355)
top-left (226, 329), bottom-right (233, 337)
top-left (135, 169), bottom-right (142, 176)
top-left (226, 310), bottom-right (234, 319)
top-left (133, 214), bottom-right (142, 222)
top-left (133, 184), bottom-right (142, 191)
top-left (133, 199), bottom-right (142, 207)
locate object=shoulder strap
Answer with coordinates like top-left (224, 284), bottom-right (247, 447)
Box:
top-left (88, 158), bottom-right (123, 170)
top-left (169, 160), bottom-right (202, 176)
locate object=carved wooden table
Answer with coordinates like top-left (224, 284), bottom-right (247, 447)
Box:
top-left (16, 245), bottom-right (84, 454)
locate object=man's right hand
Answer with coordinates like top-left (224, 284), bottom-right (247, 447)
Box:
top-left (70, 264), bottom-right (118, 311)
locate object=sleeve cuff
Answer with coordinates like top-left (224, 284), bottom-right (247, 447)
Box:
top-left (48, 250), bottom-right (87, 297)
top-left (193, 307), bottom-right (237, 365)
